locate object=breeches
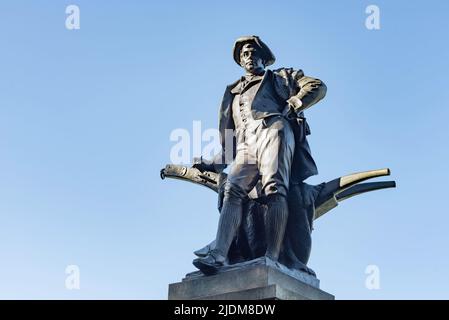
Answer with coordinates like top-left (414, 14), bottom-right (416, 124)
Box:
top-left (227, 115), bottom-right (295, 198)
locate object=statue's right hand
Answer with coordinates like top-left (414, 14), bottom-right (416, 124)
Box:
top-left (192, 157), bottom-right (216, 173)
top-left (217, 183), bottom-right (225, 212)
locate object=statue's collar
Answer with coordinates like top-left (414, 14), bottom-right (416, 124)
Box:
top-left (230, 69), bottom-right (270, 94)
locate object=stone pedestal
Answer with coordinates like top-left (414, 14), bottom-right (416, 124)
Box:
top-left (168, 258), bottom-right (334, 300)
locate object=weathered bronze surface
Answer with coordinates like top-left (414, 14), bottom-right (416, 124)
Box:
top-left (162, 35), bottom-right (395, 278)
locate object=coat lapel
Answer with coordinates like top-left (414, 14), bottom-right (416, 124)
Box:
top-left (253, 69), bottom-right (271, 99)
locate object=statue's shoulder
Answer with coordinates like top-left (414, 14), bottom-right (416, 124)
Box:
top-left (271, 67), bottom-right (304, 80)
top-left (269, 68), bottom-right (305, 99)
top-left (226, 78), bottom-right (241, 89)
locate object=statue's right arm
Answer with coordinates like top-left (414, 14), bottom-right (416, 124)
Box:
top-left (212, 151), bottom-right (228, 173)
top-left (192, 152), bottom-right (227, 173)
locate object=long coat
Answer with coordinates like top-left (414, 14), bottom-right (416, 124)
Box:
top-left (214, 68), bottom-right (327, 183)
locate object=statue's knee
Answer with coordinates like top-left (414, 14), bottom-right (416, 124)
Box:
top-left (223, 182), bottom-right (247, 204)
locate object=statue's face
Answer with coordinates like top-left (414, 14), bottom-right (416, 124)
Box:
top-left (240, 43), bottom-right (265, 74)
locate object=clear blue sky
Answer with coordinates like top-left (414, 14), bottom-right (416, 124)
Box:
top-left (0, 0), bottom-right (448, 299)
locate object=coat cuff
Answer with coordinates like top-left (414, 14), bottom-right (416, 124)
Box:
top-left (287, 96), bottom-right (304, 114)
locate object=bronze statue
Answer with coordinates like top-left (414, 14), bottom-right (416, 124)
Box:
top-left (161, 35), bottom-right (395, 278)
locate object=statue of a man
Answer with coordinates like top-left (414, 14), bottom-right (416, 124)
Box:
top-left (193, 35), bottom-right (326, 273)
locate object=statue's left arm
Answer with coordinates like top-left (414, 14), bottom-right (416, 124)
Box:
top-left (274, 68), bottom-right (327, 115)
top-left (290, 72), bottom-right (327, 114)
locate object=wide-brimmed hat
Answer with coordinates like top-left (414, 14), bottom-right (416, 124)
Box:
top-left (233, 35), bottom-right (276, 67)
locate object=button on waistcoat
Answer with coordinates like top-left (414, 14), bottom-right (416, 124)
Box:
top-left (232, 77), bottom-right (263, 145)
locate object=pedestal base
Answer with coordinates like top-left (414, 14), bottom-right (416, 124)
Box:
top-left (168, 259), bottom-right (334, 300)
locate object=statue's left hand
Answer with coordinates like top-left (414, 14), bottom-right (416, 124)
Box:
top-left (287, 96), bottom-right (304, 117)
top-left (285, 102), bottom-right (299, 120)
